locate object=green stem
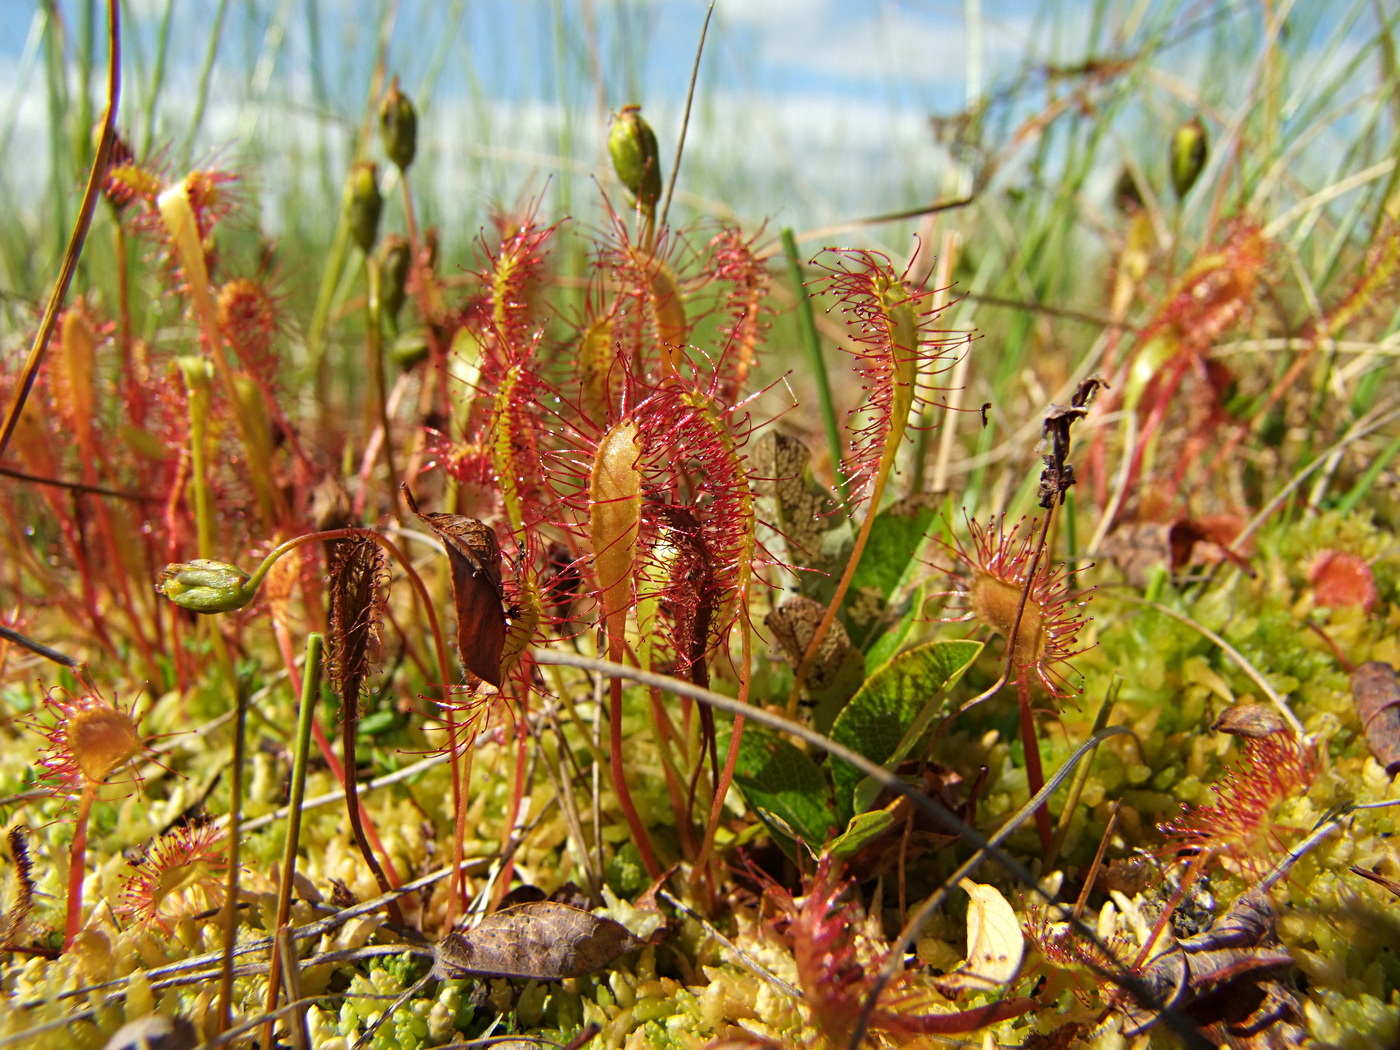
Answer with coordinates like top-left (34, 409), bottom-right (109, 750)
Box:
top-left (216, 674), bottom-right (252, 1036)
top-left (180, 357), bottom-right (216, 558)
top-left (261, 633), bottom-right (323, 1050)
top-left (781, 228), bottom-right (846, 499)
top-left (177, 0), bottom-right (228, 165)
top-left (365, 254), bottom-right (399, 510)
top-left (0, 0), bottom-right (119, 460)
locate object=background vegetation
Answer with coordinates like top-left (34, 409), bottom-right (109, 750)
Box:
top-left (2, 1), bottom-right (1400, 1047)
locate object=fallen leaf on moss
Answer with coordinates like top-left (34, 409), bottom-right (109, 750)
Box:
top-left (433, 901), bottom-right (648, 981)
top-left (1212, 703), bottom-right (1287, 739)
top-left (933, 880), bottom-right (1024, 993)
top-left (1350, 662), bottom-right (1400, 776)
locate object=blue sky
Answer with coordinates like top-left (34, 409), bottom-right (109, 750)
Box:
top-left (0, 1), bottom-right (1389, 250)
top-left (0, 2), bottom-right (1054, 234)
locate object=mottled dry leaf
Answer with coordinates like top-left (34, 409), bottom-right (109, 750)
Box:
top-left (1212, 703), bottom-right (1287, 739)
top-left (1103, 513), bottom-right (1252, 588)
top-left (403, 486), bottom-right (506, 686)
top-left (432, 902), bottom-right (647, 981)
top-left (766, 595), bottom-right (852, 692)
top-left (752, 431), bottom-right (837, 562)
top-left (933, 880), bottom-right (1023, 993)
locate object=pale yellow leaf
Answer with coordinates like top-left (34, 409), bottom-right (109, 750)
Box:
top-left (934, 879), bottom-right (1024, 993)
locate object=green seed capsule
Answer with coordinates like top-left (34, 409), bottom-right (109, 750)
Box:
top-left (379, 76), bottom-right (417, 172)
top-left (344, 161), bottom-right (383, 254)
top-left (608, 105), bottom-right (662, 213)
top-left (380, 235), bottom-right (411, 325)
top-left (1170, 116), bottom-right (1208, 200)
top-left (157, 559), bottom-right (254, 613)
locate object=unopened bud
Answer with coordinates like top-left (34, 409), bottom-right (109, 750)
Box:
top-left (344, 162), bottom-right (383, 254)
top-left (608, 105), bottom-right (662, 214)
top-left (1113, 167), bottom-right (1144, 214)
top-left (158, 559), bottom-right (254, 613)
top-left (380, 235), bottom-right (411, 325)
top-left (379, 76), bottom-right (417, 172)
top-left (1170, 117), bottom-right (1208, 200)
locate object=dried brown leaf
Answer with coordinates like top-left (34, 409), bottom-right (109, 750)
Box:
top-left (432, 901), bottom-right (647, 981)
top-left (404, 486), bottom-right (507, 686)
top-left (766, 595), bottom-right (852, 692)
top-left (1351, 662), bottom-right (1400, 776)
top-left (1212, 704), bottom-right (1288, 739)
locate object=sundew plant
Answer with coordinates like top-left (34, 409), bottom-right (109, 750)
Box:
top-left (4, 2), bottom-right (1400, 1048)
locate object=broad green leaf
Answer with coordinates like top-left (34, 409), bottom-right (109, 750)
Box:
top-left (864, 581), bottom-right (926, 670)
top-left (826, 809), bottom-right (896, 860)
top-left (850, 494), bottom-right (939, 599)
top-left (829, 639), bottom-right (982, 819)
top-left (730, 724), bottom-right (839, 847)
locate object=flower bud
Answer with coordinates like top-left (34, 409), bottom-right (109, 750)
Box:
top-left (608, 105), bottom-right (662, 213)
top-left (1113, 166), bottom-right (1144, 214)
top-left (1170, 116), bottom-right (1208, 200)
top-left (379, 76), bottom-right (418, 172)
top-left (344, 162), bottom-right (383, 254)
top-left (158, 559), bottom-right (254, 613)
top-left (380, 235), bottom-right (412, 325)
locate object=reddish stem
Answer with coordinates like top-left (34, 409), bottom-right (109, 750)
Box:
top-left (693, 617), bottom-right (753, 880)
top-left (1017, 676), bottom-right (1053, 855)
top-left (608, 673), bottom-right (662, 879)
top-left (62, 787), bottom-right (96, 951)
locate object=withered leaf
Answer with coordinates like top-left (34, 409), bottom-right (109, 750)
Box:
top-left (844, 761), bottom-right (974, 880)
top-left (1212, 703), bottom-right (1287, 739)
top-left (432, 902), bottom-right (647, 981)
top-left (1103, 513), bottom-right (1252, 588)
top-left (1350, 662), bottom-right (1400, 776)
top-left (1121, 885), bottom-right (1304, 1045)
top-left (403, 486), bottom-right (507, 687)
top-left (932, 880), bottom-right (1024, 994)
top-left (752, 431), bottom-right (838, 564)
